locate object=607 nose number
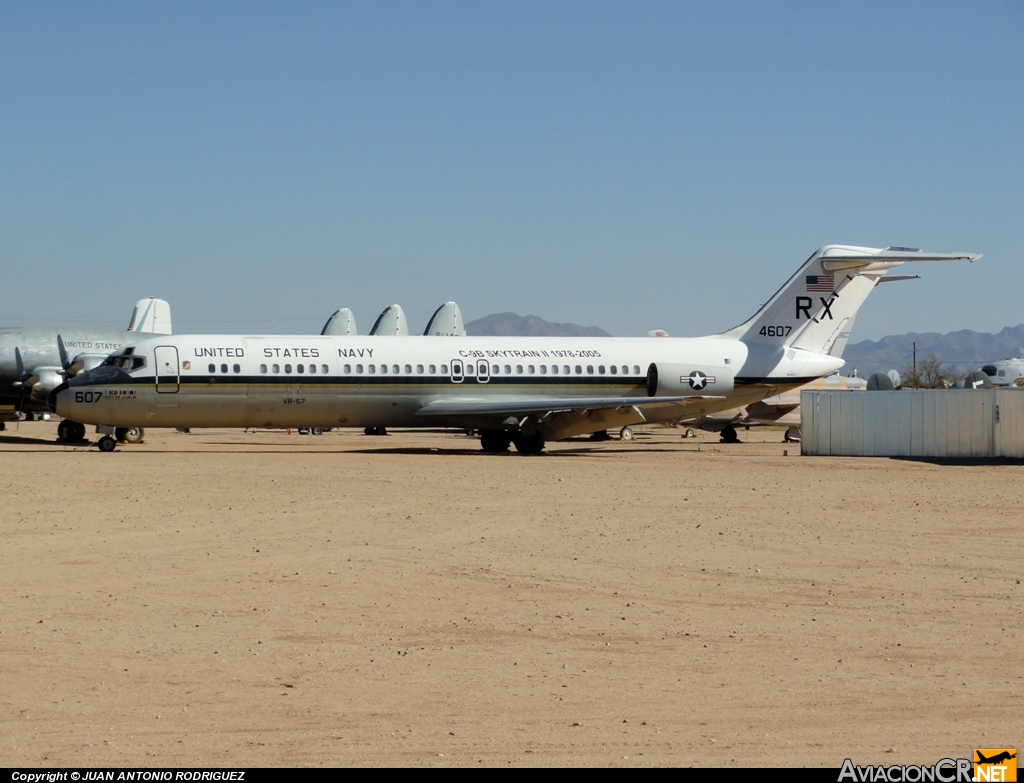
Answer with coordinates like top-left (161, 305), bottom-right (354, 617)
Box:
top-left (74, 391), bottom-right (104, 403)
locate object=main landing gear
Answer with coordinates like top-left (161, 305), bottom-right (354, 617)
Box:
top-left (720, 424), bottom-right (740, 443)
top-left (115, 427), bottom-right (145, 444)
top-left (480, 429), bottom-right (512, 453)
top-left (478, 429), bottom-right (546, 455)
top-left (57, 420), bottom-right (87, 442)
top-left (55, 421), bottom-right (146, 451)
top-left (100, 428), bottom-right (146, 452)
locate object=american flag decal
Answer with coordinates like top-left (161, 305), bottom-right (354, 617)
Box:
top-left (806, 274), bottom-right (835, 292)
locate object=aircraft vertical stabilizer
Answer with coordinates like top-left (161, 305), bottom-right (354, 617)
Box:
top-left (718, 246), bottom-right (980, 356)
top-left (423, 302), bottom-right (466, 336)
top-left (369, 304), bottom-right (409, 336)
top-left (127, 298), bottom-right (172, 334)
top-left (321, 307), bottom-right (358, 336)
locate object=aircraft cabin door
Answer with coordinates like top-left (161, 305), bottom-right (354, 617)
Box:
top-left (154, 345), bottom-right (180, 393)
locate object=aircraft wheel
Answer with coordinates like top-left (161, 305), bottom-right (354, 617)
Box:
top-left (685, 427), bottom-right (697, 438)
top-left (124, 427), bottom-right (144, 443)
top-left (619, 426), bottom-right (633, 441)
top-left (65, 421), bottom-right (87, 441)
top-left (784, 427), bottom-right (801, 443)
top-left (720, 424), bottom-right (739, 443)
top-left (312, 427), bottom-right (324, 436)
top-left (512, 432), bottom-right (545, 455)
top-left (480, 429), bottom-right (511, 453)
top-left (97, 435), bottom-right (117, 452)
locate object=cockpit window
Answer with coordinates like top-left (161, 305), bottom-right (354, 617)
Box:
top-left (982, 365), bottom-right (998, 377)
top-left (103, 352), bottom-right (146, 372)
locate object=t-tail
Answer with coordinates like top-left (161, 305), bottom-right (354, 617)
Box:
top-left (717, 245), bottom-right (981, 382)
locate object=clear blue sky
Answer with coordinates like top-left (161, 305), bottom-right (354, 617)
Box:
top-left (1, 1), bottom-right (1020, 340)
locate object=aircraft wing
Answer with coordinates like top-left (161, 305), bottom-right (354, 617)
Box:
top-left (415, 395), bottom-right (719, 418)
top-left (750, 395), bottom-right (800, 410)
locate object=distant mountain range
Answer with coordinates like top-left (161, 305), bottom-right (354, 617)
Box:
top-left (466, 312), bottom-right (611, 338)
top-left (465, 313), bottom-right (1024, 380)
top-left (842, 324), bottom-right (1024, 378)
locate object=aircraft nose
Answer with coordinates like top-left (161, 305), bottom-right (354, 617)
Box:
top-left (48, 382), bottom-right (69, 413)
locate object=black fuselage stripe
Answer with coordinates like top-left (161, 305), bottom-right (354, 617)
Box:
top-left (91, 375), bottom-right (650, 387)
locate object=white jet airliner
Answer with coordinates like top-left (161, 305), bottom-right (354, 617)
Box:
top-left (49, 245), bottom-right (979, 453)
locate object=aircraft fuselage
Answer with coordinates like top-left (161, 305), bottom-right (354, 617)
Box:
top-left (51, 333), bottom-right (834, 435)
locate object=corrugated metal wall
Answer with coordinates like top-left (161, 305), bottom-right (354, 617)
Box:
top-left (800, 389), bottom-right (1024, 457)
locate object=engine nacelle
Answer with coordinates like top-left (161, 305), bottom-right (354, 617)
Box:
top-left (29, 368), bottom-right (65, 403)
top-left (646, 362), bottom-right (735, 397)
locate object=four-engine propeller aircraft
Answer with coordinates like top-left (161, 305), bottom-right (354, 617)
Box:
top-left (49, 246), bottom-right (979, 453)
top-left (1, 297), bottom-right (171, 441)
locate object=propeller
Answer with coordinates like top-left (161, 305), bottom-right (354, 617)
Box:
top-left (12, 346), bottom-right (40, 388)
top-left (57, 334), bottom-right (71, 375)
top-left (11, 347), bottom-right (34, 421)
top-left (56, 334), bottom-right (85, 376)
top-left (13, 346), bottom-right (27, 387)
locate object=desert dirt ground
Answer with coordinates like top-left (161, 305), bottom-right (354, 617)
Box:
top-left (0, 421), bottom-right (1020, 767)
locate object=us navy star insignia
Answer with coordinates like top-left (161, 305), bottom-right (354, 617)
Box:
top-left (686, 370), bottom-right (716, 390)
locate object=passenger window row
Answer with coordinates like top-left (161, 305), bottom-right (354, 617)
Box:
top-left (481, 364), bottom-right (642, 376)
top-left (258, 364), bottom-right (330, 375)
top-left (343, 364), bottom-right (447, 375)
top-left (240, 363), bottom-right (645, 377)
top-left (334, 364), bottom-right (642, 376)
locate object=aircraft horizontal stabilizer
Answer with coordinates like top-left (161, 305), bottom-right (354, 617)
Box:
top-left (873, 275), bottom-right (921, 285)
top-left (415, 394), bottom-right (718, 418)
top-left (820, 250), bottom-right (981, 272)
